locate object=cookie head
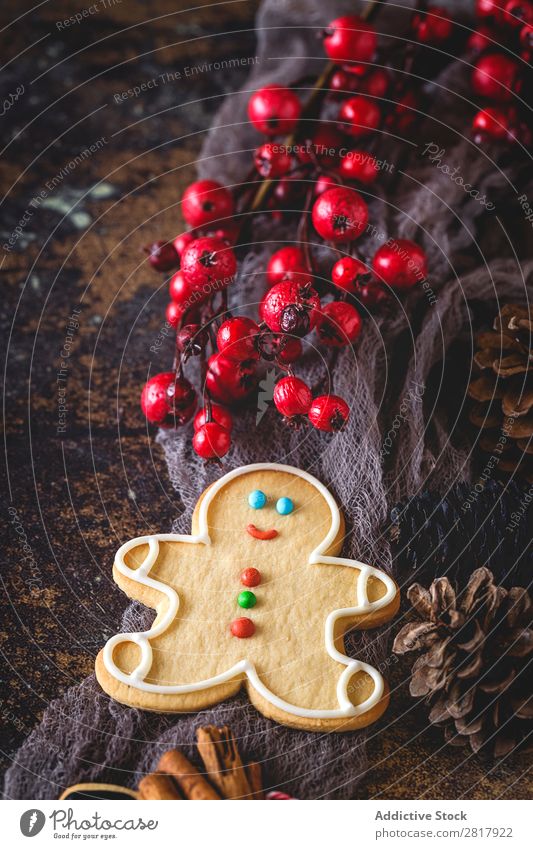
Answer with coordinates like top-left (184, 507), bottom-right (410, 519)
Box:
top-left (195, 465), bottom-right (344, 556)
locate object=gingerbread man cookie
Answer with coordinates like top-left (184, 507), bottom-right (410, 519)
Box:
top-left (95, 463), bottom-right (400, 732)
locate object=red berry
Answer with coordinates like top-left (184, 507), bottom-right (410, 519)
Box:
top-left (217, 316), bottom-right (260, 362)
top-left (267, 247), bottom-right (309, 285)
top-left (193, 422), bottom-right (231, 460)
top-left (323, 15), bottom-right (377, 64)
top-left (194, 403), bottom-right (233, 432)
top-left (206, 353), bottom-right (257, 403)
top-left (240, 567), bottom-right (261, 587)
top-left (331, 256), bottom-right (370, 294)
top-left (276, 336), bottom-right (303, 364)
top-left (360, 68), bottom-right (390, 98)
top-left (230, 617), bottom-right (255, 638)
top-left (166, 301), bottom-right (184, 328)
top-left (248, 85), bottom-right (301, 136)
top-left (471, 53), bottom-right (522, 102)
top-left (141, 372), bottom-right (196, 427)
top-left (502, 0), bottom-right (533, 26)
top-left (314, 175), bottom-right (339, 196)
top-left (169, 270), bottom-right (192, 304)
top-left (338, 150), bottom-right (379, 184)
top-left (338, 96), bottom-right (381, 138)
top-left (181, 237), bottom-right (236, 295)
top-left (143, 240), bottom-right (178, 272)
top-left (273, 376), bottom-right (312, 418)
top-left (181, 180), bottom-right (234, 228)
top-left (141, 372), bottom-right (174, 425)
top-left (173, 231), bottom-right (194, 256)
top-left (308, 395), bottom-right (350, 432)
top-left (260, 280), bottom-right (321, 334)
top-left (472, 106), bottom-right (517, 142)
top-left (254, 143), bottom-right (292, 178)
top-left (312, 186), bottom-right (369, 243)
top-left (167, 377), bottom-right (196, 426)
top-left (316, 301), bottom-right (362, 348)
top-left (411, 7), bottom-right (454, 43)
top-left (372, 239), bottom-right (428, 290)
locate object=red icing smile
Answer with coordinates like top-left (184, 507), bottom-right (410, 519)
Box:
top-left (246, 523), bottom-right (278, 540)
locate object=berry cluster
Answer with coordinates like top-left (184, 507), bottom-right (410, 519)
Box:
top-left (469, 1), bottom-right (532, 144)
top-left (140, 5), bottom-right (529, 462)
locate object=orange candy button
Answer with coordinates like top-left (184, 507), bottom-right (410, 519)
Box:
top-left (230, 617), bottom-right (255, 638)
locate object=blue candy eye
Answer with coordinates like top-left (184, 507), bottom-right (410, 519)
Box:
top-left (276, 497), bottom-right (294, 515)
top-left (248, 490), bottom-right (267, 509)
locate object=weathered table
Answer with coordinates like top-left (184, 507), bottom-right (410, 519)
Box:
top-left (1, 0), bottom-right (530, 800)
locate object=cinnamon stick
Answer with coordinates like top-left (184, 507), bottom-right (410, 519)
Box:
top-left (138, 773), bottom-right (181, 800)
top-left (196, 725), bottom-right (261, 799)
top-left (157, 749), bottom-right (220, 800)
top-left (245, 762), bottom-right (264, 800)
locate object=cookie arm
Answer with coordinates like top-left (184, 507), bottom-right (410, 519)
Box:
top-left (103, 536), bottom-right (180, 685)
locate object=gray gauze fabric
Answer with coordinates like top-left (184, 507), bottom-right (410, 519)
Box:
top-left (5, 0), bottom-right (532, 799)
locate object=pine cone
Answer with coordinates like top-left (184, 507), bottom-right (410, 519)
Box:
top-left (393, 567), bottom-right (533, 758)
top-left (467, 303), bottom-right (533, 482)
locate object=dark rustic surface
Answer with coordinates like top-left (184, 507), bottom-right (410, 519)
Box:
top-left (1, 0), bottom-right (530, 800)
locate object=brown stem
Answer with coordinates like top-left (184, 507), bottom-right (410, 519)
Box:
top-left (297, 184), bottom-right (316, 272)
top-left (249, 61), bottom-right (336, 215)
top-left (245, 762), bottom-right (264, 800)
top-left (200, 352), bottom-right (212, 421)
top-left (248, 0), bottom-right (382, 214)
top-left (171, 0), bottom-right (384, 388)
top-left (234, 165), bottom-right (260, 201)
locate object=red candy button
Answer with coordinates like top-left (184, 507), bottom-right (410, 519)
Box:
top-left (231, 617), bottom-right (255, 638)
top-left (240, 567), bottom-right (261, 588)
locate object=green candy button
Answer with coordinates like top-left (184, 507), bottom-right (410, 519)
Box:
top-left (238, 590), bottom-right (257, 609)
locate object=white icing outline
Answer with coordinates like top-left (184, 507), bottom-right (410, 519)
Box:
top-left (102, 463), bottom-right (397, 719)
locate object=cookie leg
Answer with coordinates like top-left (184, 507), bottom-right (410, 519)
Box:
top-left (246, 671), bottom-right (390, 732)
top-left (242, 639), bottom-right (389, 734)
